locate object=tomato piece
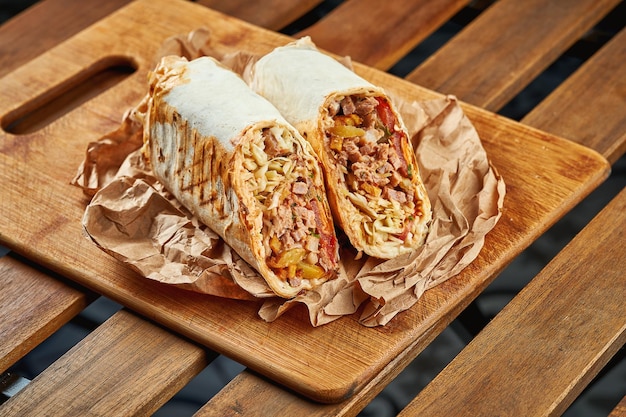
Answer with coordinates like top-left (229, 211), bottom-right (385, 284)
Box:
top-left (376, 97), bottom-right (395, 132)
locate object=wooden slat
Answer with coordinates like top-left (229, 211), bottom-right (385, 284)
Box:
top-left (296, 0), bottom-right (469, 70)
top-left (398, 187), bottom-right (626, 417)
top-left (405, 0), bottom-right (621, 111)
top-left (610, 395), bottom-right (626, 417)
top-left (0, 310), bottom-right (212, 416)
top-left (522, 27), bottom-right (626, 164)
top-left (197, 0), bottom-right (322, 32)
top-left (0, 255), bottom-right (92, 373)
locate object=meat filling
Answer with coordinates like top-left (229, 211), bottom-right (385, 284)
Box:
top-left (327, 95), bottom-right (424, 248)
top-left (242, 127), bottom-right (337, 286)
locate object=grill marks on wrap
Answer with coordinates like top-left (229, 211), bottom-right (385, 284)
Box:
top-left (172, 118), bottom-right (231, 217)
top-left (155, 109), bottom-right (337, 291)
top-left (144, 55), bottom-right (344, 297)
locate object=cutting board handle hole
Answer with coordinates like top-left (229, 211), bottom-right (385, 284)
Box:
top-left (1, 56), bottom-right (137, 135)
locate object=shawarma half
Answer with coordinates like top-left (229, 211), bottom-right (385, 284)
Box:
top-left (142, 55), bottom-right (339, 298)
top-left (247, 38), bottom-right (432, 259)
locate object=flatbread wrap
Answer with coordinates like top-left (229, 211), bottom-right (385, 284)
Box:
top-left (142, 55), bottom-right (340, 298)
top-left (247, 38), bottom-right (432, 259)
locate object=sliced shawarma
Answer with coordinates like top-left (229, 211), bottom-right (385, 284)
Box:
top-left (248, 38), bottom-right (432, 259)
top-left (142, 55), bottom-right (340, 298)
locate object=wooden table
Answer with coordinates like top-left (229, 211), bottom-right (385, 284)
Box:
top-left (1, 0), bottom-right (624, 415)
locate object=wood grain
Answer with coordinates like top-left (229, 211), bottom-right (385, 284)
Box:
top-left (0, 310), bottom-right (212, 416)
top-left (0, 255), bottom-right (93, 373)
top-left (522, 27), bottom-right (626, 164)
top-left (405, 0), bottom-right (621, 111)
top-left (198, 320), bottom-right (443, 416)
top-left (296, 0), bottom-right (468, 70)
top-left (399, 187), bottom-right (626, 417)
top-left (0, 0), bottom-right (610, 403)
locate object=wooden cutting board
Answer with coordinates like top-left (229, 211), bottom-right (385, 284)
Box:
top-left (0, 0), bottom-right (610, 403)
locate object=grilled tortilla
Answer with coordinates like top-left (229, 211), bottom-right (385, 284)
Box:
top-left (247, 38), bottom-right (432, 259)
top-left (143, 55), bottom-right (339, 298)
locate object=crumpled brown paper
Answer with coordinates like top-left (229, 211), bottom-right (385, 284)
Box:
top-left (72, 29), bottom-right (505, 327)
